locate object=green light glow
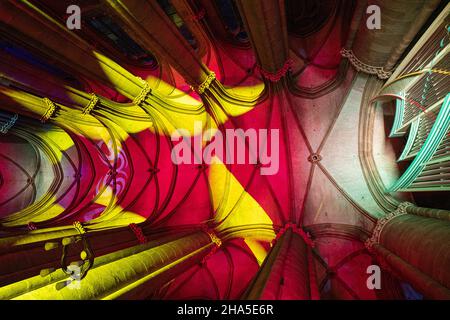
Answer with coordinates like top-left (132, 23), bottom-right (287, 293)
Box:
top-left (398, 117), bottom-right (419, 161)
top-left (390, 93), bottom-right (450, 191)
top-left (390, 95), bottom-right (406, 138)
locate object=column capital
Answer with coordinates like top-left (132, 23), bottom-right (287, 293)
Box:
top-left (365, 201), bottom-right (414, 250)
top-left (257, 59), bottom-right (293, 83)
top-left (41, 98), bottom-right (57, 123)
top-left (133, 79), bottom-right (152, 106)
top-left (272, 223), bottom-right (314, 248)
top-left (340, 48), bottom-right (392, 80)
top-left (82, 93), bottom-right (99, 115)
top-left (192, 72), bottom-right (216, 94)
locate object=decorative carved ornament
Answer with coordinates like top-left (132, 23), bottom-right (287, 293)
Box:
top-left (201, 230), bottom-right (222, 263)
top-left (129, 223), bottom-right (147, 244)
top-left (73, 220), bottom-right (87, 235)
top-left (133, 78), bottom-right (152, 106)
top-left (41, 98), bottom-right (57, 123)
top-left (340, 48), bottom-right (392, 80)
top-left (272, 222), bottom-right (315, 248)
top-left (257, 59), bottom-right (293, 82)
top-left (195, 72), bottom-right (216, 94)
top-left (365, 202), bottom-right (414, 250)
top-left (0, 113), bottom-right (18, 134)
top-left (308, 153), bottom-right (322, 163)
top-left (83, 93), bottom-right (99, 115)
top-left (208, 231), bottom-right (222, 247)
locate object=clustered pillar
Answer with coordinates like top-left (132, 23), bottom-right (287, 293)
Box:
top-left (366, 202), bottom-right (450, 299)
top-left (0, 230), bottom-right (216, 300)
top-left (235, 0), bottom-right (292, 78)
top-left (243, 227), bottom-right (319, 299)
top-left (104, 0), bottom-right (212, 89)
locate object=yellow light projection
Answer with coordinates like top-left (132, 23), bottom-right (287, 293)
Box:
top-left (89, 185), bottom-right (145, 228)
top-left (244, 239), bottom-right (270, 266)
top-left (1, 196), bottom-right (65, 228)
top-left (35, 128), bottom-right (74, 163)
top-left (0, 42), bottom-right (268, 251)
top-left (74, 119), bottom-right (126, 150)
top-left (92, 50), bottom-right (263, 135)
top-left (208, 156), bottom-right (275, 264)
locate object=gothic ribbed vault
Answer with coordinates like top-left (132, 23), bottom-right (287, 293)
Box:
top-left (0, 0), bottom-right (449, 300)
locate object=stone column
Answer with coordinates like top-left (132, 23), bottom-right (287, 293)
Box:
top-left (196, 0), bottom-right (230, 41)
top-left (0, 78), bottom-right (60, 124)
top-left (0, 77), bottom-right (92, 125)
top-left (171, 0), bottom-right (210, 57)
top-left (234, 0), bottom-right (292, 81)
top-left (104, 0), bottom-right (212, 89)
top-left (0, 0), bottom-right (144, 99)
top-left (0, 230), bottom-right (216, 300)
top-left (242, 226), bottom-right (319, 299)
top-left (366, 202), bottom-right (450, 299)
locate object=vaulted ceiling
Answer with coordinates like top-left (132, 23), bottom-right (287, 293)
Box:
top-left (0, 0), bottom-right (447, 300)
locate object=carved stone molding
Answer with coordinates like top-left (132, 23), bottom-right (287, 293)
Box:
top-left (365, 202), bottom-right (414, 250)
top-left (0, 113), bottom-right (18, 134)
top-left (257, 59), bottom-right (293, 82)
top-left (272, 223), bottom-right (315, 248)
top-left (133, 78), bottom-right (152, 106)
top-left (341, 48), bottom-right (392, 80)
top-left (82, 93), bottom-right (99, 115)
top-left (195, 71), bottom-right (216, 94)
top-left (41, 98), bottom-right (57, 123)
